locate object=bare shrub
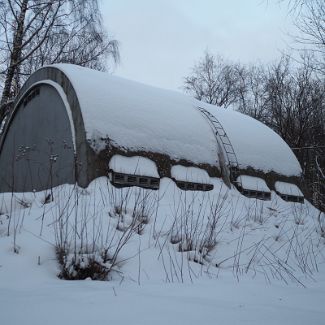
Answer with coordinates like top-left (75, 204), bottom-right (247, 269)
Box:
top-left (159, 188), bottom-right (230, 281)
top-left (292, 203), bottom-right (306, 225)
top-left (246, 199), bottom-right (268, 225)
top-left (56, 249), bottom-right (111, 281)
top-left (52, 180), bottom-right (159, 280)
top-left (317, 212), bottom-right (325, 238)
top-left (228, 202), bottom-right (322, 285)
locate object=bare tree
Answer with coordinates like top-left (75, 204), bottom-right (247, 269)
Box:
top-left (0, 0), bottom-right (119, 109)
top-left (184, 52), bottom-right (242, 107)
top-left (184, 51), bottom-right (325, 210)
top-left (281, 0), bottom-right (325, 74)
top-left (236, 64), bottom-right (269, 120)
top-left (241, 54), bottom-right (325, 210)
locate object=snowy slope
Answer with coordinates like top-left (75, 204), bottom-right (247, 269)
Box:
top-left (0, 176), bottom-right (324, 325)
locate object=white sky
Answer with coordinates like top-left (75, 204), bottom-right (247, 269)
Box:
top-left (101, 0), bottom-right (296, 91)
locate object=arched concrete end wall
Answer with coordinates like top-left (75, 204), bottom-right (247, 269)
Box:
top-left (0, 83), bottom-right (76, 192)
top-left (0, 66), bottom-right (93, 192)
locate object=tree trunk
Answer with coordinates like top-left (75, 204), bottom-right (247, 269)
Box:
top-left (0, 0), bottom-right (29, 107)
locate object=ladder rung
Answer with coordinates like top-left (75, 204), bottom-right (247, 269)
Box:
top-left (223, 142), bottom-right (232, 147)
top-left (197, 106), bottom-right (240, 172)
top-left (217, 132), bottom-right (226, 136)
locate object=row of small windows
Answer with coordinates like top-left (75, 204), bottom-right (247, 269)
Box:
top-left (110, 171), bottom-right (304, 203)
top-left (111, 172), bottom-right (160, 189)
top-left (109, 171), bottom-right (214, 192)
top-left (277, 193), bottom-right (304, 203)
top-left (176, 181), bottom-right (214, 192)
top-left (108, 158), bottom-right (304, 202)
top-left (238, 186), bottom-right (304, 203)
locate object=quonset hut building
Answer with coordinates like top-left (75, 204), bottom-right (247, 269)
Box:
top-left (0, 64), bottom-right (304, 202)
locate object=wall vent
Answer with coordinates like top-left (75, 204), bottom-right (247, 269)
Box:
top-left (236, 175), bottom-right (271, 201)
top-left (239, 188), bottom-right (271, 200)
top-left (110, 171), bottom-right (160, 190)
top-left (276, 193), bottom-right (304, 203)
top-left (175, 180), bottom-right (213, 192)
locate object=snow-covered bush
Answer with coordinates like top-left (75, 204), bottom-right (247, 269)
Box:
top-left (52, 180), bottom-right (159, 280)
top-left (57, 250), bottom-right (112, 280)
top-left (169, 190), bottom-right (228, 263)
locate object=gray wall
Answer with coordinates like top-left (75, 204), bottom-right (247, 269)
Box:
top-left (0, 83), bottom-right (75, 192)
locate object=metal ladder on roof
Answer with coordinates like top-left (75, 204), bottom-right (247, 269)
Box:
top-left (196, 106), bottom-right (241, 187)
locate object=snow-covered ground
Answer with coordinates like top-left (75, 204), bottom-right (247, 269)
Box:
top-left (1, 177), bottom-right (324, 325)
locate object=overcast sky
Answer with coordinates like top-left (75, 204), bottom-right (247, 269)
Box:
top-left (101, 0), bottom-right (296, 91)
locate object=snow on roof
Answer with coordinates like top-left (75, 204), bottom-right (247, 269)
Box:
top-left (171, 165), bottom-right (211, 184)
top-left (109, 155), bottom-right (159, 178)
top-left (51, 64), bottom-right (218, 166)
top-left (275, 181), bottom-right (303, 197)
top-left (202, 104), bottom-right (302, 176)
top-left (48, 64), bottom-right (301, 177)
top-left (237, 175), bottom-right (270, 192)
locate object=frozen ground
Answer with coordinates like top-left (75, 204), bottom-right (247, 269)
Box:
top-left (0, 177), bottom-right (324, 325)
top-left (1, 268), bottom-right (324, 325)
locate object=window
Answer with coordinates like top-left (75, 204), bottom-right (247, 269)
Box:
top-left (175, 180), bottom-right (214, 191)
top-left (279, 193), bottom-right (304, 203)
top-left (110, 171), bottom-right (160, 189)
top-left (239, 187), bottom-right (271, 200)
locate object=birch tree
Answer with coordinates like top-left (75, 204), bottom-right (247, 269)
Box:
top-left (0, 0), bottom-right (119, 108)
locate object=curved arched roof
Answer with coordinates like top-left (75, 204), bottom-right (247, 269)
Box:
top-left (26, 64), bottom-right (303, 177)
top-left (202, 104), bottom-right (302, 176)
top-left (51, 64), bottom-right (218, 167)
